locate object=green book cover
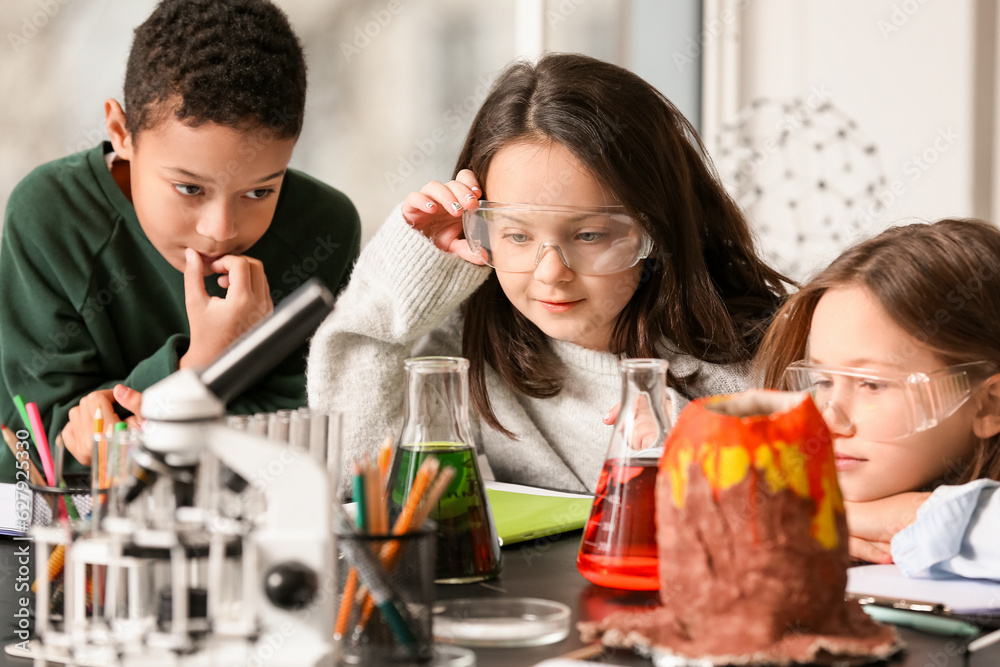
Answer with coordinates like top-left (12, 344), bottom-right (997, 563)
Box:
top-left (485, 481), bottom-right (594, 546)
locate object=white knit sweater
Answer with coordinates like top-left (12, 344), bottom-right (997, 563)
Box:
top-left (306, 207), bottom-right (751, 493)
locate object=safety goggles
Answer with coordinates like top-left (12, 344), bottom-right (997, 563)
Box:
top-left (462, 202), bottom-right (653, 276)
top-left (783, 360), bottom-right (997, 442)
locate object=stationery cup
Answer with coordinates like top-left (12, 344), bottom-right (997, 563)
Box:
top-left (30, 473), bottom-right (92, 527)
top-left (335, 522), bottom-right (436, 665)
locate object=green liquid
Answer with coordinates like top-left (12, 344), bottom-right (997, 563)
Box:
top-left (389, 442), bottom-right (501, 583)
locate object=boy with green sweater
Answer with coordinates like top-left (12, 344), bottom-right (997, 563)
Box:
top-left (0, 0), bottom-right (360, 482)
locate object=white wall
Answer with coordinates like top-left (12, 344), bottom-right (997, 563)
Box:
top-left (704, 0), bottom-right (997, 280)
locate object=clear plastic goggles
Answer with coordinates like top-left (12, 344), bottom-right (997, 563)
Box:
top-left (462, 202), bottom-right (653, 276)
top-left (783, 361), bottom-right (996, 442)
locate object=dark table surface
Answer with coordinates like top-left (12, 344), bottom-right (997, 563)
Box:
top-left (3, 532), bottom-right (998, 666)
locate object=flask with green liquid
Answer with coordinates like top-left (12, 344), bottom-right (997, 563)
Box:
top-left (387, 357), bottom-right (501, 583)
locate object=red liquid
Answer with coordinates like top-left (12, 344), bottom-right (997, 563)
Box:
top-left (577, 457), bottom-right (659, 590)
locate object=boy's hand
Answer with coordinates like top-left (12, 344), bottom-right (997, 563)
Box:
top-left (180, 249), bottom-right (273, 369)
top-left (844, 492), bottom-right (931, 563)
top-left (61, 384), bottom-right (143, 466)
top-left (401, 169), bottom-right (486, 265)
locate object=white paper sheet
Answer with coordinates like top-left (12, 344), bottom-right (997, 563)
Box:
top-left (0, 482), bottom-right (32, 536)
top-left (847, 564), bottom-right (1000, 615)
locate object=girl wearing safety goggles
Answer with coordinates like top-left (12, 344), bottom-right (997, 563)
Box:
top-left (757, 219), bottom-right (1000, 579)
top-left (308, 54), bottom-right (788, 493)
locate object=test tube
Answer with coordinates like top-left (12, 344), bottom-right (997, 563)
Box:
top-left (289, 408), bottom-right (310, 453)
top-left (106, 425), bottom-right (137, 519)
top-left (268, 410), bottom-right (293, 443)
top-left (251, 412), bottom-right (270, 437)
top-left (304, 409), bottom-right (327, 465)
top-left (325, 413), bottom-right (344, 498)
top-left (226, 414), bottom-right (251, 431)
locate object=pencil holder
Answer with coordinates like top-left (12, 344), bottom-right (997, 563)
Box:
top-left (335, 521), bottom-right (436, 665)
top-left (29, 473), bottom-right (99, 527)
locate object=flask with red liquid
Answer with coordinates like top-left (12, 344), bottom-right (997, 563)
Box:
top-left (577, 358), bottom-right (671, 590)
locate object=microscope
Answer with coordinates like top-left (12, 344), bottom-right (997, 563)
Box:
top-left (26, 279), bottom-right (339, 666)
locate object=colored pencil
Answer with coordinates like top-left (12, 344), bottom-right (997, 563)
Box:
top-left (364, 459), bottom-right (386, 535)
top-left (355, 464), bottom-right (455, 629)
top-left (336, 528), bottom-right (418, 652)
top-left (334, 568), bottom-right (360, 639)
top-left (335, 461), bottom-right (369, 637)
top-left (410, 465), bottom-right (456, 529)
top-left (390, 458), bottom-right (439, 538)
top-left (377, 435), bottom-right (393, 489)
top-left (353, 461), bottom-right (367, 532)
top-left (26, 402), bottom-right (55, 487)
top-left (12, 395), bottom-right (36, 446)
top-left (94, 407), bottom-right (106, 488)
top-left (354, 459), bottom-right (441, 608)
top-left (331, 501), bottom-right (419, 654)
top-left (31, 545), bottom-right (65, 593)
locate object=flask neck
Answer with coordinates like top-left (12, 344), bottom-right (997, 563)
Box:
top-left (401, 359), bottom-right (475, 447)
top-left (612, 359), bottom-right (671, 458)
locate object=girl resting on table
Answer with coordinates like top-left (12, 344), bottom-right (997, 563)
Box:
top-left (757, 218), bottom-right (1000, 580)
top-left (307, 53), bottom-right (789, 494)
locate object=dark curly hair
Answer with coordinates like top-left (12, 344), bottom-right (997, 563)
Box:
top-left (124, 0), bottom-right (307, 142)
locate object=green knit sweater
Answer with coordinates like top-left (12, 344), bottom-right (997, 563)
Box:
top-left (0, 142), bottom-right (360, 482)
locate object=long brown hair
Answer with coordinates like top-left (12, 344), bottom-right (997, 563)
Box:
top-left (755, 218), bottom-right (1000, 483)
top-left (457, 53), bottom-right (790, 436)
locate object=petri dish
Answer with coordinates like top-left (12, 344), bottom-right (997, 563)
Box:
top-left (433, 597), bottom-right (571, 648)
top-left (429, 644), bottom-right (477, 666)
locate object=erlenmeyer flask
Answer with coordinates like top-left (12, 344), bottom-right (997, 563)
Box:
top-left (387, 356), bottom-right (501, 583)
top-left (577, 358), bottom-right (671, 590)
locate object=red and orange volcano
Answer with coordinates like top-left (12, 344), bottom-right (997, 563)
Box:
top-left (581, 390), bottom-right (901, 665)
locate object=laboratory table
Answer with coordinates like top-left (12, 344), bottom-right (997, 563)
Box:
top-left (2, 532), bottom-right (997, 666)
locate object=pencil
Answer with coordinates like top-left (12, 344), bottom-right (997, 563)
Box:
top-left (94, 407), bottom-right (106, 488)
top-left (352, 459), bottom-right (440, 619)
top-left (4, 407), bottom-right (45, 474)
top-left (334, 568), bottom-right (360, 639)
top-left (2, 424), bottom-right (45, 486)
top-left (377, 435), bottom-right (393, 488)
top-left (410, 465), bottom-right (456, 529)
top-left (356, 464), bottom-right (455, 629)
top-left (336, 460), bottom-right (373, 638)
top-left (390, 458), bottom-right (439, 537)
top-left (26, 402), bottom-right (55, 487)
top-left (31, 545), bottom-right (65, 593)
top-left (364, 459), bottom-right (386, 535)
top-left (969, 626), bottom-right (1000, 653)
top-left (353, 461), bottom-right (367, 533)
top-left (12, 395), bottom-right (36, 445)
top-left (353, 458), bottom-right (440, 608)
top-left (336, 529), bottom-right (419, 652)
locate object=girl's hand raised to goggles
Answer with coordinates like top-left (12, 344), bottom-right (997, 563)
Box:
top-left (402, 169), bottom-right (486, 265)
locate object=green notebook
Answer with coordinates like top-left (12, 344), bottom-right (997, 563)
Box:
top-left (485, 481), bottom-right (594, 546)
